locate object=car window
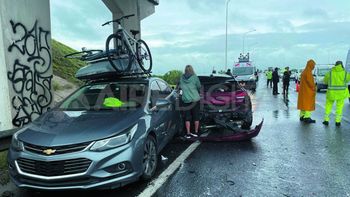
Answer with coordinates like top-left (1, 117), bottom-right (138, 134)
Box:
top-left (232, 67), bottom-right (254, 75)
top-left (150, 81), bottom-right (161, 107)
top-left (317, 68), bottom-right (331, 76)
top-left (157, 81), bottom-right (172, 95)
top-left (59, 82), bottom-right (147, 111)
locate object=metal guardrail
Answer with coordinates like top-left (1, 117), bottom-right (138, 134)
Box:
top-left (0, 128), bottom-right (18, 151)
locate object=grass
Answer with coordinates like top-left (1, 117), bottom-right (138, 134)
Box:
top-left (53, 80), bottom-right (63, 91)
top-left (52, 39), bottom-right (86, 85)
top-left (0, 151), bottom-right (9, 185)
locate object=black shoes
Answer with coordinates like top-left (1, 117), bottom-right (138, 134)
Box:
top-left (184, 133), bottom-right (199, 139)
top-left (303, 118), bottom-right (316, 123)
top-left (322, 121), bottom-right (341, 127)
top-left (189, 133), bottom-right (198, 137)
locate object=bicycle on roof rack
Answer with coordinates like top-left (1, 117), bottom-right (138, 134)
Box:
top-left (102, 14), bottom-right (152, 73)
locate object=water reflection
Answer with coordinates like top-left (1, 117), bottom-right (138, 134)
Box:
top-left (283, 109), bottom-right (290, 118)
top-left (273, 110), bottom-right (279, 118)
top-left (283, 93), bottom-right (289, 107)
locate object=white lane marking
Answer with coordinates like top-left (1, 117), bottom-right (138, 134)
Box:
top-left (137, 141), bottom-right (201, 197)
top-left (316, 101), bottom-right (350, 123)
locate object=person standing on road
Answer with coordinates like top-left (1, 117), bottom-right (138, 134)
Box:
top-left (322, 61), bottom-right (350, 127)
top-left (179, 65), bottom-right (201, 138)
top-left (272, 67), bottom-right (280, 95)
top-left (283, 67), bottom-right (291, 95)
top-left (266, 69), bottom-right (273, 88)
top-left (297, 59), bottom-right (316, 123)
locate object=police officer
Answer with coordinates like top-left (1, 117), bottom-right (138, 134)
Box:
top-left (282, 67), bottom-right (291, 95)
top-left (266, 69), bottom-right (273, 88)
top-left (322, 61), bottom-right (350, 126)
top-left (272, 68), bottom-right (280, 95)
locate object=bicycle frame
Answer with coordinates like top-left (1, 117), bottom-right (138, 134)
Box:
top-left (116, 24), bottom-right (138, 57)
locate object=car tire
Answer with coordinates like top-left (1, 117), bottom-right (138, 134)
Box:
top-left (176, 114), bottom-right (186, 137)
top-left (242, 97), bottom-right (253, 129)
top-left (141, 135), bottom-right (158, 180)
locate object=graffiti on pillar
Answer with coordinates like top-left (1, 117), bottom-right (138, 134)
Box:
top-left (7, 20), bottom-right (52, 127)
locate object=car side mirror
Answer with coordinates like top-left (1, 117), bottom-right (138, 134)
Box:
top-left (155, 98), bottom-right (171, 109)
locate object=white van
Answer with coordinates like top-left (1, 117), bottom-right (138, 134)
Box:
top-left (314, 65), bottom-right (332, 92)
top-left (232, 64), bottom-right (257, 91)
top-left (232, 53), bottom-right (257, 91)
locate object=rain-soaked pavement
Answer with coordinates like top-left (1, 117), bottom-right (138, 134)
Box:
top-left (155, 78), bottom-right (350, 197)
top-left (3, 77), bottom-right (350, 197)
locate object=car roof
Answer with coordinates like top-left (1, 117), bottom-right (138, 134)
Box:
top-left (87, 76), bottom-right (165, 84)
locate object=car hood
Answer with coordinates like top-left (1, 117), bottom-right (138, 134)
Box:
top-left (17, 109), bottom-right (145, 146)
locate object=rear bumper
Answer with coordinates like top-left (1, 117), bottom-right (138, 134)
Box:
top-left (200, 105), bottom-right (249, 124)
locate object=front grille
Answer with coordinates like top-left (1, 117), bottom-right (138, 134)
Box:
top-left (24, 142), bottom-right (91, 155)
top-left (17, 158), bottom-right (92, 176)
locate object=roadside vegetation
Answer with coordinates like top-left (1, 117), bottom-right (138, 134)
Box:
top-left (155, 70), bottom-right (182, 86)
top-left (0, 151), bottom-right (9, 185)
top-left (52, 39), bottom-right (86, 85)
top-left (53, 80), bottom-right (74, 91)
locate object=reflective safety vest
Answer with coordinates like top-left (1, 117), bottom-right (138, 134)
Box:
top-left (266, 71), bottom-right (273, 79)
top-left (324, 64), bottom-right (350, 100)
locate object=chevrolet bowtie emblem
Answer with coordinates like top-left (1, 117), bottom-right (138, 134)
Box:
top-left (43, 149), bottom-right (56, 155)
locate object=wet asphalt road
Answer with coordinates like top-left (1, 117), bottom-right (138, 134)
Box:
top-left (3, 76), bottom-right (350, 197)
top-left (155, 77), bottom-right (350, 197)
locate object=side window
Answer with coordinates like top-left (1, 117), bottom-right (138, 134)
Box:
top-left (157, 81), bottom-right (172, 96)
top-left (150, 81), bottom-right (161, 107)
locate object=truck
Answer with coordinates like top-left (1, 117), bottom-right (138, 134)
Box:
top-left (232, 53), bottom-right (257, 91)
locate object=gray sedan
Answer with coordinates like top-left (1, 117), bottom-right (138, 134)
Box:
top-left (8, 77), bottom-right (181, 190)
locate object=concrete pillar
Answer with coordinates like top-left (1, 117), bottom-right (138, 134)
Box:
top-left (0, 0), bottom-right (53, 130)
top-left (102, 0), bottom-right (159, 39)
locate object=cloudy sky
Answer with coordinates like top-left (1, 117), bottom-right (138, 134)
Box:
top-left (51, 0), bottom-right (350, 74)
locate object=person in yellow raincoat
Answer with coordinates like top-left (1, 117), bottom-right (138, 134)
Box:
top-left (322, 61), bottom-right (350, 127)
top-left (297, 59), bottom-right (316, 123)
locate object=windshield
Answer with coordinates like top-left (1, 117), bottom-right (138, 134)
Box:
top-left (59, 82), bottom-right (147, 111)
top-left (232, 67), bottom-right (254, 75)
top-left (317, 68), bottom-right (330, 76)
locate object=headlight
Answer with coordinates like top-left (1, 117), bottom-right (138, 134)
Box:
top-left (11, 129), bottom-right (24, 151)
top-left (90, 124), bottom-right (138, 152)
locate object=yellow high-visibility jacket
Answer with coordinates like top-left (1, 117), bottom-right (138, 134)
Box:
top-left (323, 64), bottom-right (350, 100)
top-left (266, 71), bottom-right (273, 80)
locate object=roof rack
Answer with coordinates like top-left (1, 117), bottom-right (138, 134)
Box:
top-left (65, 49), bottom-right (152, 80)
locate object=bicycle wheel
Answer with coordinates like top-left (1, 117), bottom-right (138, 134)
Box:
top-left (136, 39), bottom-right (152, 73)
top-left (105, 33), bottom-right (133, 72)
